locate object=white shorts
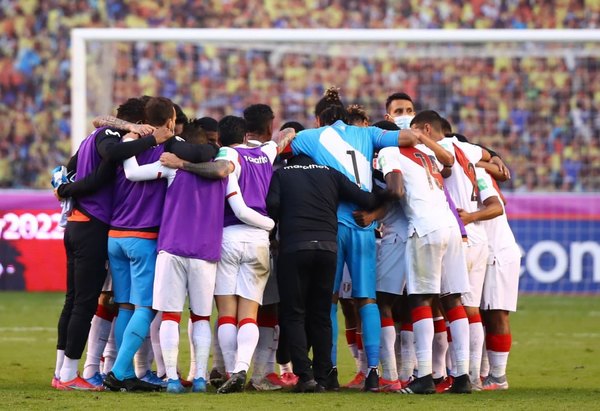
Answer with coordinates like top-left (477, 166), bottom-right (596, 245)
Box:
top-left (440, 233), bottom-right (469, 295)
top-left (407, 226), bottom-right (467, 295)
top-left (461, 242), bottom-right (489, 307)
top-left (376, 234), bottom-right (407, 296)
top-left (262, 256), bottom-right (280, 306)
top-left (102, 267), bottom-right (112, 292)
top-left (215, 239), bottom-right (270, 304)
top-left (481, 247), bottom-right (521, 312)
top-left (152, 251), bottom-right (216, 316)
top-left (338, 264), bottom-right (352, 299)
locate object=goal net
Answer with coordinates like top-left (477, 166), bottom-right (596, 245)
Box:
top-left (73, 28), bottom-right (600, 294)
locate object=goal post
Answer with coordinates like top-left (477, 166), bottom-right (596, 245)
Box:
top-left (70, 28), bottom-right (600, 152)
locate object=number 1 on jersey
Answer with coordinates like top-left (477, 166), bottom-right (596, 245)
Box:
top-left (346, 150), bottom-right (362, 186)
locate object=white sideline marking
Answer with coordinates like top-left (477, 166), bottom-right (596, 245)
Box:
top-left (0, 327), bottom-right (54, 332)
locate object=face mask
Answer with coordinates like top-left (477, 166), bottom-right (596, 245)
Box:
top-left (394, 115), bottom-right (414, 130)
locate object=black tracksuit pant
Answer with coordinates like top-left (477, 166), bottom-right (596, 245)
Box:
top-left (277, 249), bottom-right (336, 386)
top-left (56, 216), bottom-right (109, 359)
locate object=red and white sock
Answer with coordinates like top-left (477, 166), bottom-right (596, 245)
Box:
top-left (211, 320), bottom-right (225, 374)
top-left (480, 340), bottom-right (490, 378)
top-left (432, 317), bottom-right (448, 380)
top-left (447, 306), bottom-right (469, 376)
top-left (356, 332), bottom-right (368, 374)
top-left (150, 312), bottom-right (165, 378)
top-left (83, 305), bottom-right (115, 379)
top-left (411, 306), bottom-right (434, 378)
top-left (187, 317), bottom-right (196, 381)
top-left (486, 333), bottom-right (511, 377)
top-left (160, 312), bottom-right (181, 381)
top-left (345, 327), bottom-right (359, 365)
top-left (468, 313), bottom-right (484, 382)
top-left (217, 316), bottom-right (238, 375)
top-left (398, 322), bottom-right (415, 381)
top-left (380, 317), bottom-right (398, 381)
top-left (445, 321), bottom-right (454, 376)
top-left (191, 313), bottom-right (211, 380)
top-left (251, 314), bottom-right (278, 383)
top-left (234, 318), bottom-right (259, 373)
top-left (102, 320), bottom-right (117, 374)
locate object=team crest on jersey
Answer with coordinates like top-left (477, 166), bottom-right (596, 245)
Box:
top-left (342, 282), bottom-right (352, 294)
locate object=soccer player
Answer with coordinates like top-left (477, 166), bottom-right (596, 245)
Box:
top-left (470, 167), bottom-right (520, 390)
top-left (432, 113), bottom-right (502, 390)
top-left (266, 153), bottom-right (390, 392)
top-left (53, 98), bottom-right (172, 391)
top-left (290, 87), bottom-right (420, 391)
top-left (384, 92), bottom-right (416, 130)
top-left (196, 116), bottom-right (220, 146)
top-left (376, 113), bottom-right (472, 395)
top-left (242, 104), bottom-right (286, 391)
top-left (159, 116), bottom-right (295, 394)
top-left (120, 119), bottom-right (271, 394)
top-left (103, 97), bottom-right (180, 392)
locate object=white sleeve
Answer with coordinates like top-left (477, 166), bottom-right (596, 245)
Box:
top-left (261, 141), bottom-right (278, 164)
top-left (377, 147), bottom-right (403, 176)
top-left (225, 174), bottom-right (274, 231)
top-left (475, 167), bottom-right (498, 202)
top-left (123, 157), bottom-right (176, 182)
top-left (215, 146), bottom-right (241, 178)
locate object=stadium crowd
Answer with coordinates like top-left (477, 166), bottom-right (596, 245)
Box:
top-left (0, 0), bottom-right (599, 191)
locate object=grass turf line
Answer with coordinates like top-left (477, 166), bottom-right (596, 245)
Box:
top-left (0, 292), bottom-right (599, 410)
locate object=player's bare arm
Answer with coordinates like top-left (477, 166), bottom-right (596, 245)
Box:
top-left (477, 160), bottom-right (509, 182)
top-left (271, 127), bottom-right (296, 153)
top-left (489, 155), bottom-right (511, 180)
top-left (160, 153), bottom-right (234, 179)
top-left (93, 115), bottom-right (156, 136)
top-left (397, 129), bottom-right (419, 147)
top-left (457, 195), bottom-right (503, 225)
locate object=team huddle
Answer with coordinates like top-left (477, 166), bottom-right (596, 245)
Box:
top-left (51, 88), bottom-right (520, 395)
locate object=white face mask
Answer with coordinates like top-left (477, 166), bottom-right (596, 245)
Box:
top-left (393, 115), bottom-right (414, 130)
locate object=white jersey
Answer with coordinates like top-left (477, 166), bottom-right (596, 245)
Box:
top-left (475, 168), bottom-right (520, 261)
top-left (438, 136), bottom-right (487, 245)
top-left (377, 145), bottom-right (457, 237)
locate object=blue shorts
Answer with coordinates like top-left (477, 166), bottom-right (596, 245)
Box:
top-left (333, 224), bottom-right (376, 299)
top-left (108, 237), bottom-right (157, 307)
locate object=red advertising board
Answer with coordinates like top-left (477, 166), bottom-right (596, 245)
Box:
top-left (0, 190), bottom-right (66, 291)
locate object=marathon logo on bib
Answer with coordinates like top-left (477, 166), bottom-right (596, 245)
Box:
top-left (244, 155), bottom-right (269, 164)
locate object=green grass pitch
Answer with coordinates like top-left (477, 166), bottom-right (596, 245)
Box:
top-left (1, 292), bottom-right (599, 410)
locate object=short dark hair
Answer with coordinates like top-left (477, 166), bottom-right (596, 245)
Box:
top-left (196, 116), bottom-right (218, 132)
top-left (315, 86), bottom-right (345, 118)
top-left (144, 97), bottom-right (174, 127)
top-left (174, 104), bottom-right (188, 125)
top-left (181, 119), bottom-right (208, 145)
top-left (410, 110), bottom-right (443, 132)
top-left (280, 121), bottom-right (305, 133)
top-left (440, 117), bottom-right (453, 135)
top-left (318, 105), bottom-right (348, 126)
top-left (218, 116), bottom-right (247, 147)
top-left (243, 104), bottom-right (274, 135)
top-left (371, 120), bottom-right (399, 131)
top-left (385, 92), bottom-right (413, 112)
top-left (116, 98), bottom-right (145, 123)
